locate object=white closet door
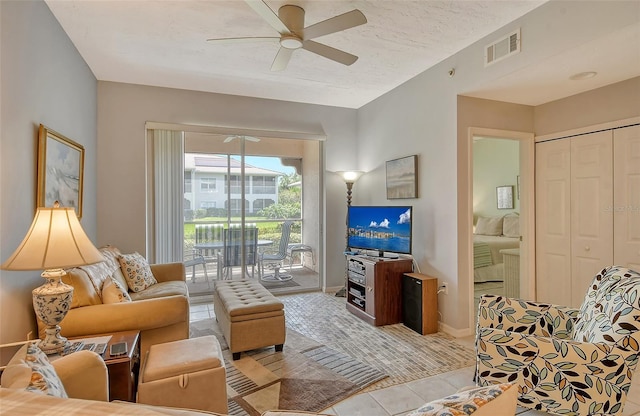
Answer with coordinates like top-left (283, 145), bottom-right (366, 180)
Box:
top-left (614, 125), bottom-right (640, 271)
top-left (570, 130), bottom-right (613, 306)
top-left (536, 139), bottom-right (571, 305)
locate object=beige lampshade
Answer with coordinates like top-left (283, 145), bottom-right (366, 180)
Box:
top-left (1, 206), bottom-right (104, 271)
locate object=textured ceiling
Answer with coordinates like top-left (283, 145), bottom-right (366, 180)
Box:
top-left (44, 1), bottom-right (638, 109)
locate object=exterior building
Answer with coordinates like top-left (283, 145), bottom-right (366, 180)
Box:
top-left (184, 153), bottom-right (283, 216)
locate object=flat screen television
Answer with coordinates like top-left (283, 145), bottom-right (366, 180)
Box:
top-left (347, 205), bottom-right (412, 258)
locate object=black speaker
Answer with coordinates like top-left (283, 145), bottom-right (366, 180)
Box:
top-left (402, 274), bottom-right (423, 334)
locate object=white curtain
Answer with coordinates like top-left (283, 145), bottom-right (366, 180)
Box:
top-left (153, 130), bottom-right (184, 263)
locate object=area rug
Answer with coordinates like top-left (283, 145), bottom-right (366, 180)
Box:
top-left (190, 319), bottom-right (387, 416)
top-left (275, 292), bottom-right (477, 391)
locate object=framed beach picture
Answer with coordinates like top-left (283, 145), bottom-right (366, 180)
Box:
top-left (386, 155), bottom-right (418, 199)
top-left (37, 124), bottom-right (85, 218)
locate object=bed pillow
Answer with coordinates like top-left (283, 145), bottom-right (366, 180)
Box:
top-left (474, 216), bottom-right (503, 236)
top-left (118, 252), bottom-right (157, 293)
top-left (503, 214), bottom-right (520, 238)
top-left (406, 383), bottom-right (517, 416)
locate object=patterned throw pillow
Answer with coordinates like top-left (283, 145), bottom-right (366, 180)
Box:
top-left (572, 266), bottom-right (640, 346)
top-left (407, 383), bottom-right (517, 416)
top-left (117, 252), bottom-right (157, 293)
top-left (24, 343), bottom-right (68, 398)
top-left (101, 276), bottom-right (132, 303)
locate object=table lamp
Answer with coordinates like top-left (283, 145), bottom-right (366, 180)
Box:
top-left (1, 202), bottom-right (105, 354)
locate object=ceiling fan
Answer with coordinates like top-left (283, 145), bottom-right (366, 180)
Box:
top-left (207, 0), bottom-right (367, 71)
top-left (224, 135), bottom-right (261, 143)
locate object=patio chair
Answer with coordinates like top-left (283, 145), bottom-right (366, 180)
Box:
top-left (259, 221), bottom-right (293, 282)
top-left (218, 226), bottom-right (258, 279)
top-left (192, 224), bottom-right (224, 282)
top-left (183, 251), bottom-right (208, 284)
top-left (475, 265), bottom-right (640, 416)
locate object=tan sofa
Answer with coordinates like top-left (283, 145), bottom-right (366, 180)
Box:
top-left (37, 246), bottom-right (190, 355)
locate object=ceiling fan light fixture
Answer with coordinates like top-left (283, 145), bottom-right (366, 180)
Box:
top-left (280, 35), bottom-right (302, 49)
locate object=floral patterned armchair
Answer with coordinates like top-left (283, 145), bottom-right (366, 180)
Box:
top-left (475, 266), bottom-right (640, 416)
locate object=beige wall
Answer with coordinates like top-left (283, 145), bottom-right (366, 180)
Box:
top-left (97, 82), bottom-right (357, 290)
top-left (0, 1), bottom-right (97, 346)
top-left (535, 77), bottom-right (640, 137)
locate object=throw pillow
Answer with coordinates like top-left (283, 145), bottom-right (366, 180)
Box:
top-left (474, 216), bottom-right (503, 236)
top-left (0, 343), bottom-right (68, 398)
top-left (118, 252), bottom-right (157, 293)
top-left (407, 383), bottom-right (517, 416)
top-left (102, 276), bottom-right (132, 303)
top-left (502, 214), bottom-right (520, 238)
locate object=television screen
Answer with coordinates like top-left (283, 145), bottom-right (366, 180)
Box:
top-left (347, 206), bottom-right (412, 255)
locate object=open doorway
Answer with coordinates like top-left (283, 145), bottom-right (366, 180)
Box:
top-left (472, 137), bottom-right (521, 311)
top-left (468, 128), bottom-right (534, 326)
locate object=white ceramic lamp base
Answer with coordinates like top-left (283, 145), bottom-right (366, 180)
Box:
top-left (32, 269), bottom-right (74, 355)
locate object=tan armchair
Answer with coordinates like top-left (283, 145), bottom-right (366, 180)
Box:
top-left (476, 266), bottom-right (640, 416)
top-left (1, 345), bottom-right (108, 401)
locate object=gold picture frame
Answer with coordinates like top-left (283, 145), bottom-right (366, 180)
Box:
top-left (386, 155), bottom-right (418, 199)
top-left (37, 124), bottom-right (85, 218)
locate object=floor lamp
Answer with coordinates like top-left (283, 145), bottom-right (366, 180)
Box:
top-left (335, 171), bottom-right (364, 297)
top-left (1, 203), bottom-right (105, 354)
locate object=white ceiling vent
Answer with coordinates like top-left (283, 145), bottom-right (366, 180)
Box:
top-left (485, 29), bottom-right (520, 67)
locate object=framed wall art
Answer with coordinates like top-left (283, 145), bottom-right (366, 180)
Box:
top-left (496, 185), bottom-right (514, 210)
top-left (37, 124), bottom-right (85, 218)
top-left (386, 155), bottom-right (418, 199)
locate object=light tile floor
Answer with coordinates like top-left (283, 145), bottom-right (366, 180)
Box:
top-left (190, 300), bottom-right (640, 416)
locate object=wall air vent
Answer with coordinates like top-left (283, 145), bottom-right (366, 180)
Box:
top-left (485, 29), bottom-right (520, 67)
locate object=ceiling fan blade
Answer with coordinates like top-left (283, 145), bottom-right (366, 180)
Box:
top-left (271, 47), bottom-right (294, 71)
top-left (303, 10), bottom-right (367, 40)
top-left (244, 0), bottom-right (290, 34)
top-left (224, 135), bottom-right (261, 143)
top-left (206, 36), bottom-right (278, 43)
top-left (302, 40), bottom-right (358, 66)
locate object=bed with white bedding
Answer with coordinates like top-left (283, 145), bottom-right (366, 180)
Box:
top-left (473, 214), bottom-right (520, 283)
top-left (473, 234), bottom-right (520, 282)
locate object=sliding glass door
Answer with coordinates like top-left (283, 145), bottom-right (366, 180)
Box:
top-left (182, 132), bottom-right (320, 295)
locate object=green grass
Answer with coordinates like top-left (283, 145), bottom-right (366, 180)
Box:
top-left (183, 219), bottom-right (301, 252)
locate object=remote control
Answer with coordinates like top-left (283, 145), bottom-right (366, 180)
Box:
top-left (95, 343), bottom-right (107, 355)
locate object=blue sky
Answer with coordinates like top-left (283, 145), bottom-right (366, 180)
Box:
top-left (348, 206), bottom-right (412, 236)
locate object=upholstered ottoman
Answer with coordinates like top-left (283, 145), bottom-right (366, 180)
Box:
top-left (213, 279), bottom-right (286, 360)
top-left (137, 336), bottom-right (228, 414)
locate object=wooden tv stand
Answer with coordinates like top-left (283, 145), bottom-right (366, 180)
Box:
top-left (345, 255), bottom-right (413, 326)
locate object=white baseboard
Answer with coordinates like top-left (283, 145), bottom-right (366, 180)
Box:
top-left (439, 322), bottom-right (474, 338)
top-left (324, 285), bottom-right (344, 294)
